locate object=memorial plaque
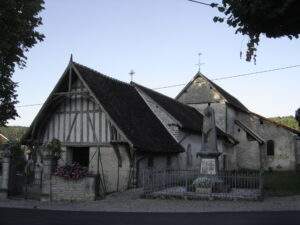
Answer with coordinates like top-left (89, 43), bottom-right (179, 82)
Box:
top-left (200, 158), bottom-right (216, 175)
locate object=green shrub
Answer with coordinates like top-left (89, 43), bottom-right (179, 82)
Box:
top-left (264, 171), bottom-right (300, 196)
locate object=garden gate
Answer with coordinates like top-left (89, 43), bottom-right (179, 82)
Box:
top-left (8, 156), bottom-right (42, 199)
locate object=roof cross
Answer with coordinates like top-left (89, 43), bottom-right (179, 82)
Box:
top-left (129, 70), bottom-right (135, 82)
top-left (196, 53), bottom-right (205, 73)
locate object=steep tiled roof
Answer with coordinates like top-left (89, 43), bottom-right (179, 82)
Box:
top-left (132, 82), bottom-right (203, 133)
top-left (132, 82), bottom-right (238, 144)
top-left (74, 62), bottom-right (184, 153)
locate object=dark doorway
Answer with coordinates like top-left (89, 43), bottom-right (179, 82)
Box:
top-left (71, 147), bottom-right (89, 167)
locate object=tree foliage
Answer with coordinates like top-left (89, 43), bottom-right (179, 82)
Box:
top-left (296, 108), bottom-right (300, 127)
top-left (0, 0), bottom-right (45, 126)
top-left (212, 0), bottom-right (300, 62)
top-left (269, 116), bottom-right (300, 131)
top-left (0, 126), bottom-right (28, 141)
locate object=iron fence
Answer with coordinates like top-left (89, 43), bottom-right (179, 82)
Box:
top-left (141, 169), bottom-right (263, 200)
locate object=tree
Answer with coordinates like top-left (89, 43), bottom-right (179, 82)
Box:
top-left (270, 116), bottom-right (300, 131)
top-left (0, 126), bottom-right (28, 141)
top-left (189, 0), bottom-right (300, 62)
top-left (296, 108), bottom-right (300, 127)
top-left (0, 0), bottom-right (45, 126)
top-left (212, 0), bottom-right (300, 62)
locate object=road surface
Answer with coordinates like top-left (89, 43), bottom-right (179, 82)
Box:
top-left (0, 207), bottom-right (300, 225)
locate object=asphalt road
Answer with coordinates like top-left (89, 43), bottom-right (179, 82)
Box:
top-left (0, 207), bottom-right (300, 225)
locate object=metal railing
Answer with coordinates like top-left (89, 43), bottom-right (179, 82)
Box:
top-left (141, 169), bottom-right (263, 200)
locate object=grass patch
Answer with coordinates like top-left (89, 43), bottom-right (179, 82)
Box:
top-left (264, 171), bottom-right (300, 196)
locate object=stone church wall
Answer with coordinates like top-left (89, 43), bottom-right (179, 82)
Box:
top-left (233, 123), bottom-right (261, 170)
top-left (235, 110), bottom-right (297, 171)
top-left (177, 76), bottom-right (223, 105)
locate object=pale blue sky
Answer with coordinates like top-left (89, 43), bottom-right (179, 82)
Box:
top-left (9, 0), bottom-right (300, 126)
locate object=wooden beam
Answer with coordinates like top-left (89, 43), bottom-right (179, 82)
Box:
top-left (71, 64), bottom-right (134, 148)
top-left (54, 91), bottom-right (89, 96)
top-left (66, 113), bottom-right (78, 142)
top-left (80, 84), bottom-right (84, 143)
top-left (68, 67), bottom-right (72, 92)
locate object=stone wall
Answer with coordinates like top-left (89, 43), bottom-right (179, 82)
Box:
top-left (233, 124), bottom-right (261, 170)
top-left (235, 109), bottom-right (297, 171)
top-left (177, 76), bottom-right (224, 105)
top-left (51, 175), bottom-right (96, 201)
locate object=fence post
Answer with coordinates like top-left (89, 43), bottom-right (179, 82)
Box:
top-left (259, 170), bottom-right (264, 200)
top-left (41, 146), bottom-right (53, 201)
top-left (0, 145), bottom-right (11, 199)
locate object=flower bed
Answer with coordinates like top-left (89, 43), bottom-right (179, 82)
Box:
top-left (54, 163), bottom-right (88, 180)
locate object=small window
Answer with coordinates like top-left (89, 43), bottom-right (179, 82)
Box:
top-left (186, 144), bottom-right (193, 167)
top-left (267, 140), bottom-right (275, 156)
top-left (71, 147), bottom-right (89, 167)
top-left (246, 133), bottom-right (256, 142)
top-left (166, 156), bottom-right (172, 167)
top-left (259, 119), bottom-right (264, 125)
top-left (148, 157), bottom-right (154, 168)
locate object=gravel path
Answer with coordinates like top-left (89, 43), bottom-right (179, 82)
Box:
top-left (1, 189), bottom-right (300, 213)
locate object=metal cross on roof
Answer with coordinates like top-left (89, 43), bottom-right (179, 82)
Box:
top-left (129, 69), bottom-right (135, 82)
top-left (196, 53), bottom-right (205, 73)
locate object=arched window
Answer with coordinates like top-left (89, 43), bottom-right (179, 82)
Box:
top-left (267, 140), bottom-right (275, 156)
top-left (186, 144), bottom-right (192, 166)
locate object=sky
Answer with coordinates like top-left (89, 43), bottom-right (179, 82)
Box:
top-left (9, 0), bottom-right (300, 126)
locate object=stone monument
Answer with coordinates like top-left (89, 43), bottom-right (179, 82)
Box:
top-left (197, 103), bottom-right (221, 174)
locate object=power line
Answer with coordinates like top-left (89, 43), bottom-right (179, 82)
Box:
top-left (212, 64), bottom-right (300, 81)
top-left (16, 103), bottom-right (43, 108)
top-left (187, 0), bottom-right (213, 7)
top-left (15, 64), bottom-right (300, 107)
top-left (153, 64), bottom-right (300, 90)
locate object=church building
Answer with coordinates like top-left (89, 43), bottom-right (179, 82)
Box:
top-left (176, 73), bottom-right (300, 171)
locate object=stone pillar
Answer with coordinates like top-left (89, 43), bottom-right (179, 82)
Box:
top-left (0, 146), bottom-right (11, 199)
top-left (41, 147), bottom-right (53, 201)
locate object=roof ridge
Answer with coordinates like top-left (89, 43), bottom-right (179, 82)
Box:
top-left (249, 111), bottom-right (300, 135)
top-left (199, 73), bottom-right (248, 111)
top-left (73, 61), bottom-right (132, 88)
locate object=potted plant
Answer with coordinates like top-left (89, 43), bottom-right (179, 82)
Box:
top-left (46, 139), bottom-right (62, 171)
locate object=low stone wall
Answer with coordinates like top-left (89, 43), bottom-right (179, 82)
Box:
top-left (51, 175), bottom-right (96, 201)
